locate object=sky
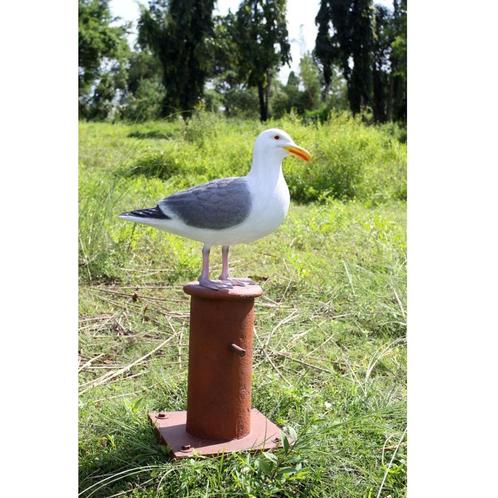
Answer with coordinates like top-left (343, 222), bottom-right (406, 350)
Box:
top-left (111, 0), bottom-right (393, 82)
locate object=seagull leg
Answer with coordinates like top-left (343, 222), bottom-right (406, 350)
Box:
top-left (198, 245), bottom-right (233, 290)
top-left (219, 245), bottom-right (255, 286)
top-left (219, 245), bottom-right (230, 281)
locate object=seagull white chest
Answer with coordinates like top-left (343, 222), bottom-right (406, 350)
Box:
top-left (253, 176), bottom-right (289, 229)
top-left (233, 169), bottom-right (290, 244)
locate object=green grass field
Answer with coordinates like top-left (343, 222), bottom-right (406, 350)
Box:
top-left (79, 113), bottom-right (407, 497)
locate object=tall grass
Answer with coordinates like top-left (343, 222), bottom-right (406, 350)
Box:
top-left (81, 111), bottom-right (406, 202)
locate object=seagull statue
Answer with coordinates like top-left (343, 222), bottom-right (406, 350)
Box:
top-left (119, 128), bottom-right (311, 290)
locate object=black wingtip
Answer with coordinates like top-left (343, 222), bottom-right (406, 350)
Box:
top-left (119, 206), bottom-right (170, 220)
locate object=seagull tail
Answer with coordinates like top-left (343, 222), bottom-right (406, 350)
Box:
top-left (119, 206), bottom-right (171, 225)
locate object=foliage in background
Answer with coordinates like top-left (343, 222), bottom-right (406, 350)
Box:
top-left (78, 0), bottom-right (129, 118)
top-left (315, 0), bottom-right (407, 122)
top-left (390, 0), bottom-right (407, 122)
top-left (137, 0), bottom-right (216, 117)
top-left (233, 0), bottom-right (291, 121)
top-left (315, 0), bottom-right (373, 115)
top-left (121, 51), bottom-right (165, 121)
top-left (78, 0), bottom-right (406, 125)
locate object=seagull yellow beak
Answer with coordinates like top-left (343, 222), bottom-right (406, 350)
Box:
top-left (284, 144), bottom-right (312, 161)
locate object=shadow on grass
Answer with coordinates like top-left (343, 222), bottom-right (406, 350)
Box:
top-left (79, 422), bottom-right (170, 498)
top-left (118, 151), bottom-right (183, 180)
top-left (128, 130), bottom-right (177, 140)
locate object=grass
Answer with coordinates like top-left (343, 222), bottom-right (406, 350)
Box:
top-left (79, 113), bottom-right (406, 497)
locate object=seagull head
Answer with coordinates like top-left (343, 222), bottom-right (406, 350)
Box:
top-left (253, 128), bottom-right (312, 164)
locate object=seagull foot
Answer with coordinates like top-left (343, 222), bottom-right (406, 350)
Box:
top-left (219, 277), bottom-right (256, 287)
top-left (198, 277), bottom-right (234, 291)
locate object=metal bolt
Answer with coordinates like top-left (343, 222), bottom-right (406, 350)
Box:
top-left (181, 444), bottom-right (192, 451)
top-left (230, 343), bottom-right (246, 357)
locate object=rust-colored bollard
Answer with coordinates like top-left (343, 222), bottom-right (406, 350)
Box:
top-left (149, 283), bottom-right (282, 458)
top-left (184, 283), bottom-right (260, 440)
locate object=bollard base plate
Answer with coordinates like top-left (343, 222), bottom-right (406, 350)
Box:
top-left (149, 409), bottom-right (282, 458)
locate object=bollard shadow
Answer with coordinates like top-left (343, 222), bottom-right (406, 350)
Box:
top-left (79, 420), bottom-right (173, 498)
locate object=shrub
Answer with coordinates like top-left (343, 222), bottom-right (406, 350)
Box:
top-left (125, 150), bottom-right (183, 179)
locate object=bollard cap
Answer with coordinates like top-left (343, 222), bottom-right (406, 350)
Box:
top-left (183, 282), bottom-right (263, 301)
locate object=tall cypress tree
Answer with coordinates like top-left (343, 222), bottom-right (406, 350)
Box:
top-left (233, 0), bottom-right (291, 121)
top-left (372, 4), bottom-right (391, 122)
top-left (314, 0), bottom-right (373, 115)
top-left (390, 0), bottom-right (407, 122)
top-left (315, 0), bottom-right (406, 122)
top-left (349, 0), bottom-right (373, 113)
top-left (138, 0), bottom-right (215, 117)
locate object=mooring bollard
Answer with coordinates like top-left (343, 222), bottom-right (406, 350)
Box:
top-left (149, 283), bottom-right (282, 458)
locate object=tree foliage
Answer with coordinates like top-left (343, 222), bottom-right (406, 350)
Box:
top-left (315, 0), bottom-right (373, 115)
top-left (272, 55), bottom-right (334, 119)
top-left (78, 0), bottom-right (406, 124)
top-left (78, 0), bottom-right (129, 102)
top-left (390, 0), bottom-right (407, 122)
top-left (372, 4), bottom-right (391, 122)
top-left (121, 51), bottom-right (165, 121)
top-left (138, 0), bottom-right (215, 118)
top-left (206, 14), bottom-right (255, 117)
top-left (233, 0), bottom-right (291, 121)
top-left (299, 53), bottom-right (322, 111)
top-left (315, 0), bottom-right (406, 123)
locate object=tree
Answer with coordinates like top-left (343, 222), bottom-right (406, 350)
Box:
top-left (122, 51), bottom-right (165, 121)
top-left (390, 0), bottom-right (407, 122)
top-left (283, 70), bottom-right (302, 113)
top-left (126, 50), bottom-right (162, 96)
top-left (372, 4), bottom-right (391, 122)
top-left (208, 14), bottom-right (239, 90)
top-left (207, 13), bottom-right (247, 116)
top-left (272, 56), bottom-right (322, 117)
top-left (314, 0), bottom-right (374, 115)
top-left (299, 53), bottom-right (321, 111)
top-left (314, 0), bottom-right (348, 98)
top-left (138, 0), bottom-right (216, 118)
top-left (271, 74), bottom-right (298, 117)
top-left (78, 0), bottom-right (129, 116)
top-left (233, 0), bottom-right (291, 121)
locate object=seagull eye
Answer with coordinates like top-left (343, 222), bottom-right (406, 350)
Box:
top-left (274, 135), bottom-right (280, 140)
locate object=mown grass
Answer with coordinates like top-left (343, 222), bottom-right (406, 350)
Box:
top-left (79, 113), bottom-right (406, 497)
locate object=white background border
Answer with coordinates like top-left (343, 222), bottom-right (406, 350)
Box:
top-left (0, 1), bottom-right (78, 496)
top-left (408, 1), bottom-right (498, 496)
top-left (1, 1), bottom-right (497, 496)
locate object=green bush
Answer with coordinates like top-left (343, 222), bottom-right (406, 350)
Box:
top-left (125, 149), bottom-right (183, 179)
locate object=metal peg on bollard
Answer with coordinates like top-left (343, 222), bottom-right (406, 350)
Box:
top-left (230, 343), bottom-right (246, 356)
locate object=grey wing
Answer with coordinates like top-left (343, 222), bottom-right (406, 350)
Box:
top-left (158, 177), bottom-right (252, 230)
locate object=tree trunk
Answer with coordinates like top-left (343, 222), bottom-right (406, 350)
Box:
top-left (257, 81), bottom-right (268, 122)
top-left (386, 73), bottom-right (394, 122)
top-left (372, 68), bottom-right (386, 123)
